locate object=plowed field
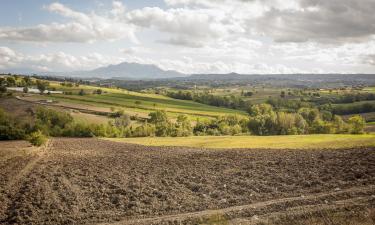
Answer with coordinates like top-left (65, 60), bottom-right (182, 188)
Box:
top-left (0, 138), bottom-right (374, 224)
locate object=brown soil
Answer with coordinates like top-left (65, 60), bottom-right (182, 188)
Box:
top-left (0, 138), bottom-right (374, 225)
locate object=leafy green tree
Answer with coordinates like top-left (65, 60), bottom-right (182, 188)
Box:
top-left (23, 76), bottom-right (32, 86)
top-left (310, 119), bottom-right (332, 134)
top-left (277, 112), bottom-right (296, 135)
top-left (295, 114), bottom-right (308, 134)
top-left (298, 108), bottom-right (320, 124)
top-left (6, 76), bottom-right (16, 86)
top-left (115, 114), bottom-right (131, 128)
top-left (248, 104), bottom-right (277, 135)
top-left (230, 124), bottom-right (242, 135)
top-left (248, 103), bottom-right (274, 117)
top-left (332, 115), bottom-right (348, 134)
top-left (175, 114), bottom-right (192, 136)
top-left (36, 80), bottom-right (48, 94)
top-left (193, 119), bottom-right (210, 135)
top-left (149, 110), bottom-right (168, 124)
top-left (133, 122), bottom-right (156, 137)
top-left (348, 115), bottom-right (365, 134)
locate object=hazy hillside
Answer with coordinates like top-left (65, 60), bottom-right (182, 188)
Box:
top-left (68, 62), bottom-right (186, 79)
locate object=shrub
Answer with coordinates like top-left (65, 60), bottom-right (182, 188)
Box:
top-left (133, 123), bottom-right (156, 137)
top-left (62, 123), bottom-right (94, 137)
top-left (35, 107), bottom-right (73, 136)
top-left (28, 130), bottom-right (47, 146)
top-left (0, 109), bottom-right (25, 140)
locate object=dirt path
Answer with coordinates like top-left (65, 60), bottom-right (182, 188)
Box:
top-left (99, 185), bottom-right (375, 225)
top-left (0, 140), bottom-right (51, 223)
top-left (3, 140), bottom-right (50, 189)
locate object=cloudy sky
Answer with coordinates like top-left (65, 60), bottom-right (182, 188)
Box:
top-left (0, 0), bottom-right (375, 74)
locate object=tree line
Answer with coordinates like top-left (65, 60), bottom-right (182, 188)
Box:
top-left (167, 91), bottom-right (251, 110)
top-left (0, 102), bottom-right (366, 146)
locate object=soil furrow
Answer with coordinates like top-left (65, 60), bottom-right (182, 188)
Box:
top-left (100, 185), bottom-right (375, 225)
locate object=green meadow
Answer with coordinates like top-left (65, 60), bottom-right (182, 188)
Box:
top-left (107, 134), bottom-right (375, 149)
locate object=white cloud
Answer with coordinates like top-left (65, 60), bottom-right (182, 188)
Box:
top-left (0, 2), bottom-right (136, 43)
top-left (0, 47), bottom-right (124, 72)
top-left (270, 41), bottom-right (375, 67)
top-left (0, 47), bottom-right (23, 69)
top-left (0, 1), bottom-right (374, 74)
top-left (126, 7), bottom-right (244, 47)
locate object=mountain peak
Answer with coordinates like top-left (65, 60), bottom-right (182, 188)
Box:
top-left (88, 62), bottom-right (186, 79)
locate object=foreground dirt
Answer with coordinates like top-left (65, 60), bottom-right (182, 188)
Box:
top-left (0, 138), bottom-right (374, 225)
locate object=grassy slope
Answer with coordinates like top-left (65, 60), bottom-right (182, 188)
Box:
top-left (107, 134), bottom-right (375, 149)
top-left (38, 81), bottom-right (247, 119)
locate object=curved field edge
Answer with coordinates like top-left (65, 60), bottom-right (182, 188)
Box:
top-left (104, 134), bottom-right (375, 149)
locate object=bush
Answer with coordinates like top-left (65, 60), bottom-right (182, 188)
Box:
top-left (133, 123), bottom-right (156, 137)
top-left (0, 109), bottom-right (25, 140)
top-left (28, 130), bottom-right (48, 146)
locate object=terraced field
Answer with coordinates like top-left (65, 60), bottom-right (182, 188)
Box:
top-left (0, 138), bottom-right (374, 225)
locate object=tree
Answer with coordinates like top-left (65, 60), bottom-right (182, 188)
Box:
top-left (310, 119), bottom-right (332, 134)
top-left (23, 86), bottom-right (29, 93)
top-left (348, 115), bottom-right (365, 134)
top-left (36, 80), bottom-right (48, 94)
top-left (6, 76), bottom-right (16, 87)
top-left (248, 103), bottom-right (274, 117)
top-left (149, 110), bottom-right (168, 124)
top-left (133, 122), bottom-right (156, 137)
top-left (174, 114), bottom-right (192, 136)
top-left (298, 108), bottom-right (320, 124)
top-left (248, 104), bottom-right (277, 135)
top-left (295, 114), bottom-right (308, 134)
top-left (114, 114), bottom-right (131, 128)
top-left (277, 112), bottom-right (297, 135)
top-left (23, 76), bottom-right (32, 86)
top-left (280, 91), bottom-right (286, 98)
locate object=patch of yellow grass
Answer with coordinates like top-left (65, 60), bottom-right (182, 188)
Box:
top-left (106, 134), bottom-right (375, 149)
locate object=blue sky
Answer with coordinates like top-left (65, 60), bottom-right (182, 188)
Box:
top-left (0, 0), bottom-right (374, 74)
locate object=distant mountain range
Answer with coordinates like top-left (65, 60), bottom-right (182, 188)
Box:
top-left (52, 62), bottom-right (186, 79)
top-left (1, 62), bottom-right (187, 79)
top-left (2, 62), bottom-right (375, 82)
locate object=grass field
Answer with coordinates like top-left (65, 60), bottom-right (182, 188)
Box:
top-left (29, 81), bottom-right (247, 119)
top-left (107, 134), bottom-right (375, 149)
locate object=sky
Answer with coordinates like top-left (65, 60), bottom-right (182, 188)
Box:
top-left (0, 0), bottom-right (375, 75)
